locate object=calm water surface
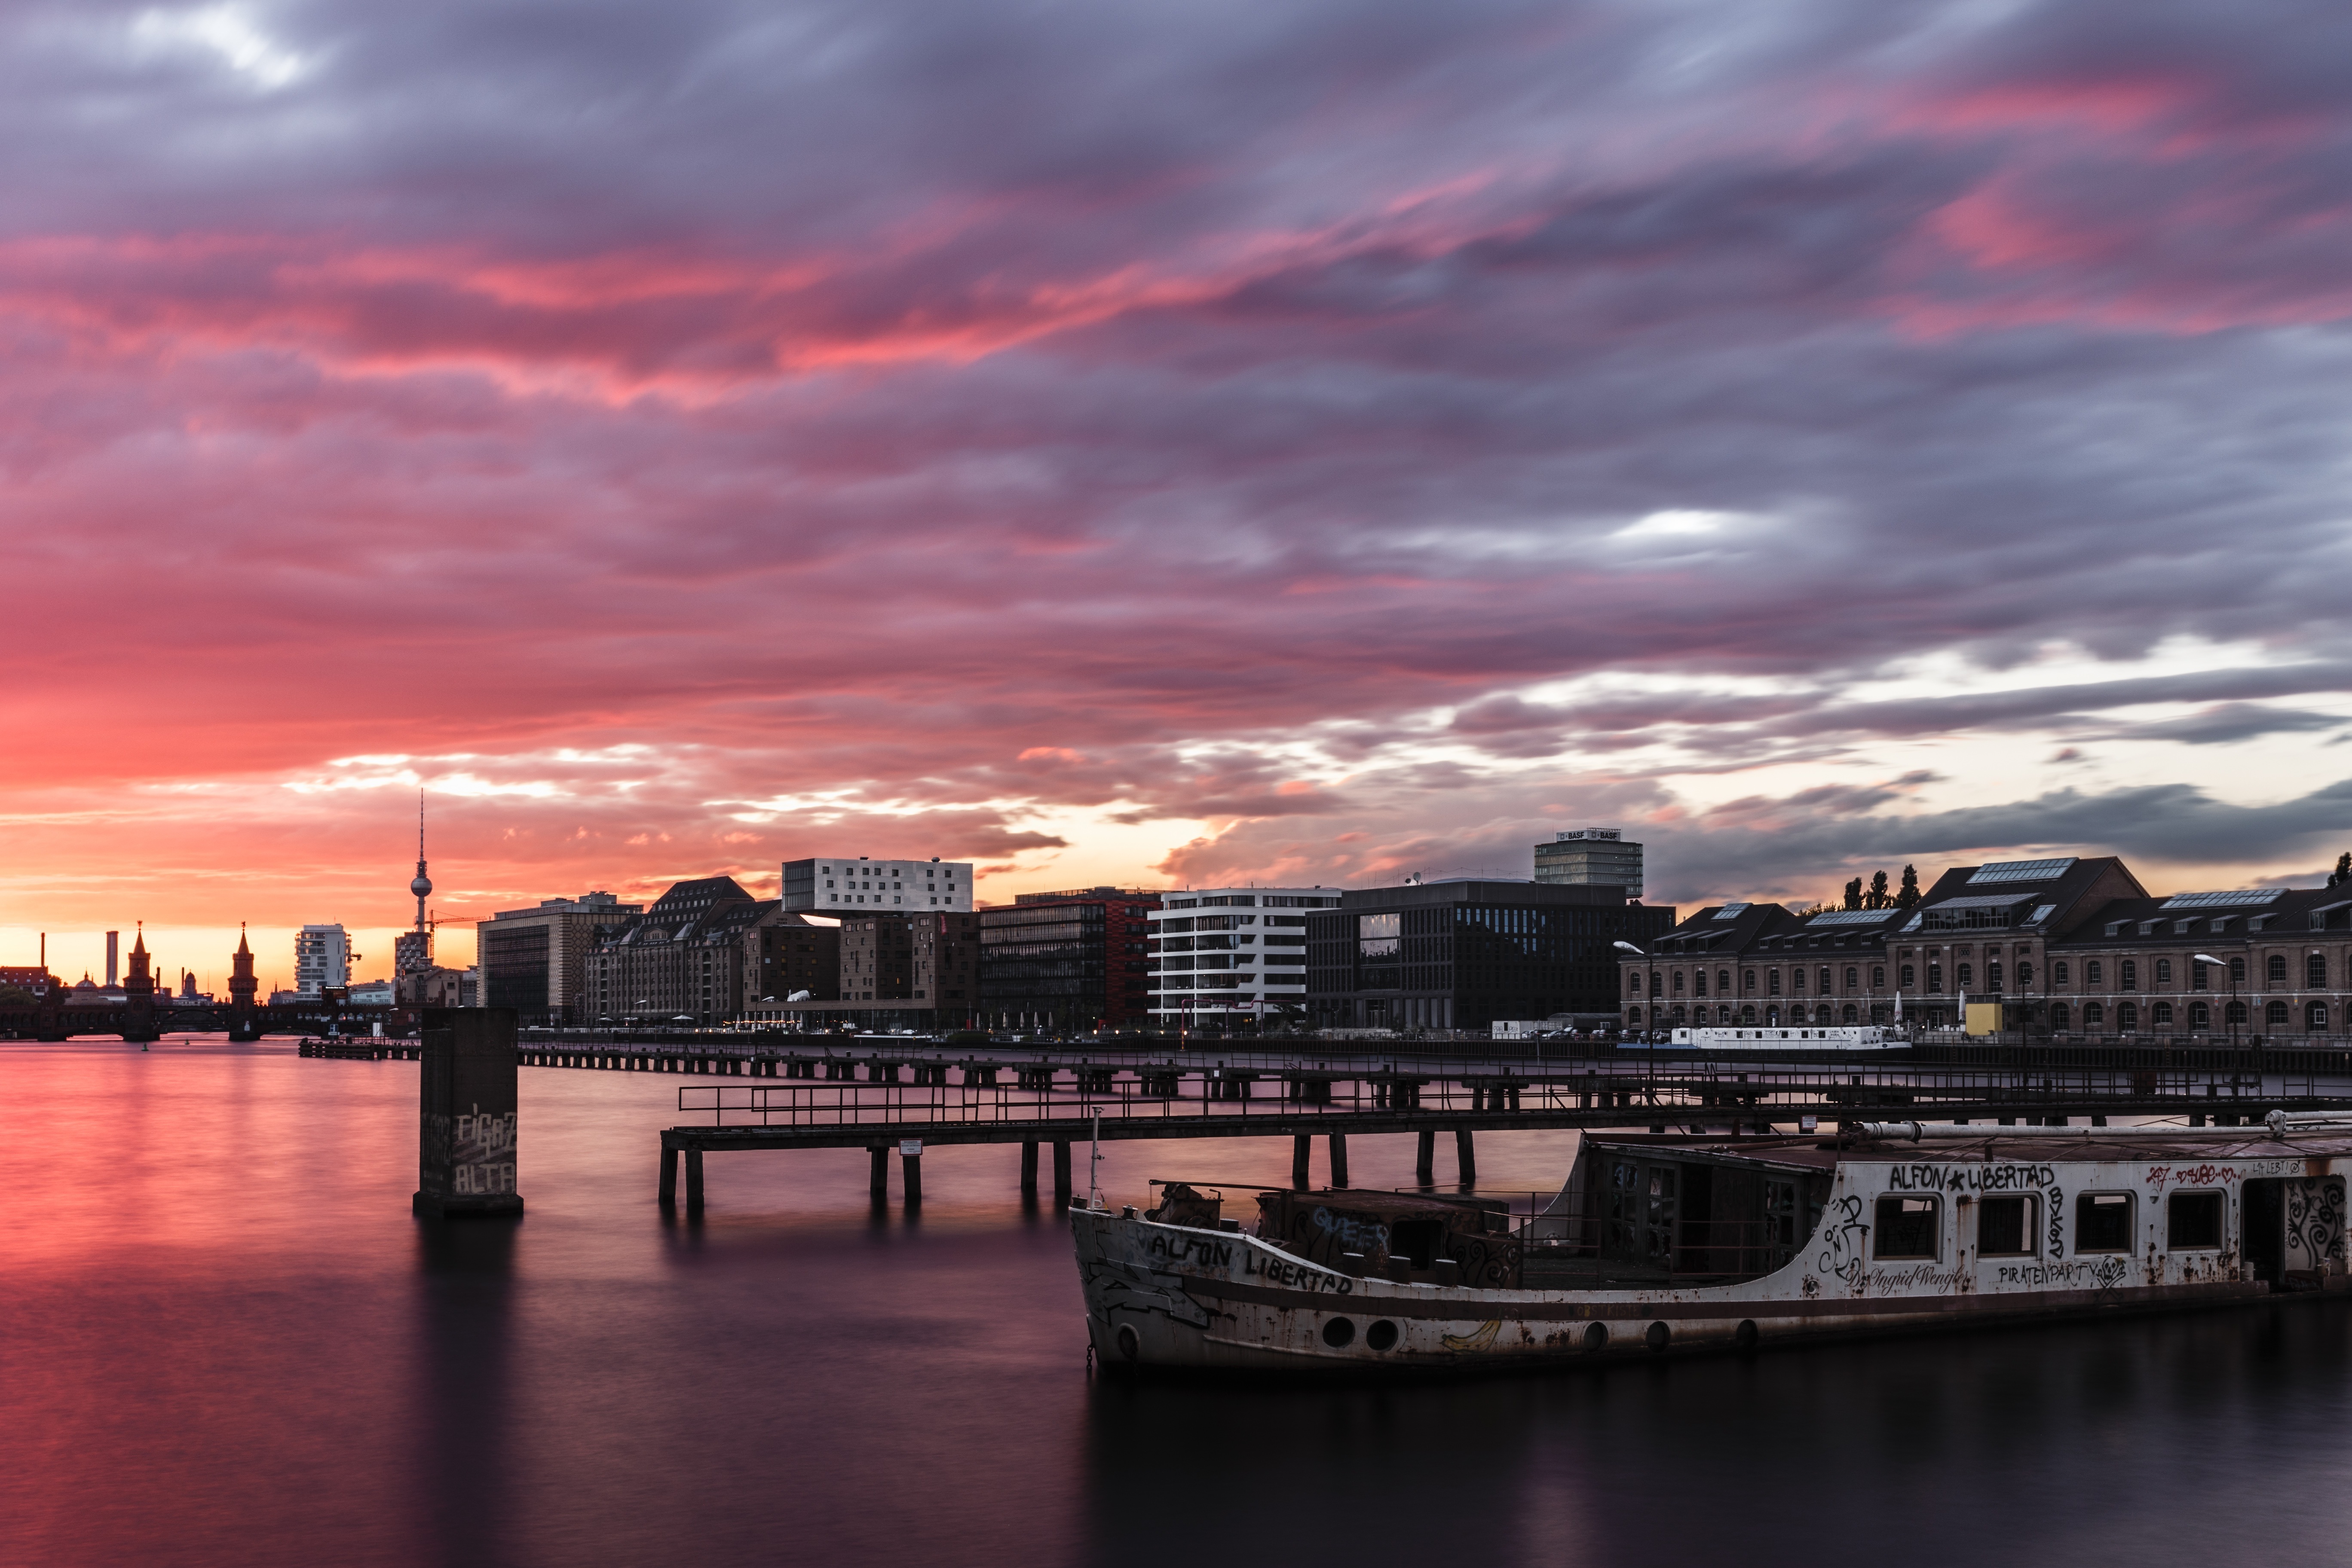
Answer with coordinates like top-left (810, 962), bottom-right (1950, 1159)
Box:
top-left (6, 1039), bottom-right (2352, 1567)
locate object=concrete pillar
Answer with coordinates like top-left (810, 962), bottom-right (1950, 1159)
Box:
top-left (1329, 1133), bottom-right (1350, 1189)
top-left (1455, 1127), bottom-right (1477, 1185)
top-left (1052, 1141), bottom-right (1073, 1197)
top-left (869, 1146), bottom-right (890, 1200)
top-left (902, 1148), bottom-right (923, 1206)
top-left (1416, 1129), bottom-right (1436, 1184)
top-left (1020, 1140), bottom-right (1039, 1193)
top-left (1292, 1134), bottom-right (1312, 1191)
top-left (685, 1148), bottom-right (705, 1216)
top-left (413, 1008), bottom-right (522, 1218)
top-left (658, 1140), bottom-right (678, 1205)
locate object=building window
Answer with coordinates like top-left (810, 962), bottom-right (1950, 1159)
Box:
top-left (2049, 1001), bottom-right (2070, 1030)
top-left (1899, 965), bottom-right (1914, 988)
top-left (1626, 971), bottom-right (1642, 995)
top-left (1957, 964), bottom-right (1972, 988)
top-left (2086, 960), bottom-right (2103, 984)
top-left (1873, 1196), bottom-right (1939, 1260)
top-left (2155, 959), bottom-right (2172, 984)
top-left (1789, 968), bottom-right (1803, 993)
top-left (1844, 966), bottom-right (1859, 991)
top-left (1986, 962), bottom-right (2001, 992)
top-left (1693, 971), bottom-right (1708, 997)
top-left (1672, 970), bottom-right (1685, 993)
top-left (2152, 1001), bottom-right (2173, 1025)
top-left (2267, 1000), bottom-right (2290, 1027)
top-left (1718, 970), bottom-right (1731, 994)
top-left (2075, 1193), bottom-right (2133, 1255)
top-left (2309, 1002), bottom-right (2329, 1032)
top-left (2118, 1001), bottom-right (2139, 1030)
top-left (1843, 1004), bottom-right (1858, 1023)
top-left (2083, 1001), bottom-right (2104, 1026)
top-left (2192, 963), bottom-right (2209, 991)
top-left (2119, 960), bottom-right (2137, 991)
top-left (2226, 1000), bottom-right (2248, 1026)
top-left (2230, 957), bottom-right (2246, 984)
top-left (1979, 1195), bottom-right (2036, 1256)
top-left (2016, 961), bottom-right (2032, 987)
top-left (1742, 969), bottom-right (1756, 992)
top-left (2053, 960), bottom-right (2069, 985)
top-left (1872, 965), bottom-right (1885, 987)
top-left (2167, 1191), bottom-right (2223, 1251)
top-left (1926, 965), bottom-right (1941, 993)
top-left (2265, 953), bottom-right (2287, 984)
top-left (1819, 966), bottom-right (1832, 993)
top-left (2310, 954), bottom-right (2328, 989)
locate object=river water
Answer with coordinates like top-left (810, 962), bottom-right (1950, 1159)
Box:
top-left (7, 1038), bottom-right (2352, 1567)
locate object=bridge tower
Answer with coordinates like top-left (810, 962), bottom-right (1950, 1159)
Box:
top-left (32, 933), bottom-right (67, 1041)
top-left (227, 925), bottom-right (260, 1042)
top-left (121, 925), bottom-right (157, 1044)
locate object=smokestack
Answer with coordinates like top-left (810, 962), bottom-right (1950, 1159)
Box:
top-left (106, 931), bottom-right (119, 987)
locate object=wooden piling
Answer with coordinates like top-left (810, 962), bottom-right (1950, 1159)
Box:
top-left (869, 1146), bottom-right (889, 1200)
top-left (1020, 1140), bottom-right (1039, 1193)
top-left (685, 1147), bottom-right (705, 1216)
top-left (1455, 1127), bottom-right (1476, 1185)
top-left (1052, 1140), bottom-right (1072, 1197)
top-left (902, 1148), bottom-right (922, 1205)
top-left (1416, 1129), bottom-right (1435, 1184)
top-left (1329, 1133), bottom-right (1349, 1189)
top-left (1292, 1134), bottom-right (1311, 1191)
top-left (659, 1141), bottom-right (678, 1205)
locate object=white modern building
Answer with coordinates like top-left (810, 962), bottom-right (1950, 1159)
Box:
top-left (294, 924), bottom-right (354, 997)
top-left (782, 857), bottom-right (974, 913)
top-left (1148, 887), bottom-right (1344, 1028)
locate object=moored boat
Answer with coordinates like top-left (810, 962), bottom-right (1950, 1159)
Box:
top-left (1072, 1112), bottom-right (2350, 1373)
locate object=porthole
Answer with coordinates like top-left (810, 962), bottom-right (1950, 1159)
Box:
top-left (1645, 1320), bottom-right (1670, 1354)
top-left (1321, 1317), bottom-right (1357, 1349)
top-left (1583, 1322), bottom-right (1608, 1352)
top-left (1735, 1320), bottom-right (1759, 1352)
top-left (1365, 1319), bottom-right (1399, 1352)
top-left (1116, 1323), bottom-right (1140, 1362)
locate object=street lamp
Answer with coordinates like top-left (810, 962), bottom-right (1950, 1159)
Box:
top-left (1614, 940), bottom-right (1659, 1103)
top-left (2193, 954), bottom-right (2237, 1055)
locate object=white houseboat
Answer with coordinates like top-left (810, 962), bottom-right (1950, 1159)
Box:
top-left (1072, 1113), bottom-right (2349, 1372)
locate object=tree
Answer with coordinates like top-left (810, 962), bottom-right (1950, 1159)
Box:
top-left (1844, 878), bottom-right (1863, 910)
top-left (1895, 864), bottom-right (1921, 910)
top-left (1866, 870), bottom-right (1890, 910)
top-left (2331, 852), bottom-right (2352, 889)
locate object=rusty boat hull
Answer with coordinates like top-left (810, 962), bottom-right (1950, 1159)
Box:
top-left (1072, 1121), bottom-right (2352, 1375)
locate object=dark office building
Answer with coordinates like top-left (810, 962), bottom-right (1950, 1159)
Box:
top-left (839, 910), bottom-right (979, 1014)
top-left (745, 914), bottom-right (843, 1004)
top-left (980, 888), bottom-right (1160, 1032)
top-left (1305, 879), bottom-right (1675, 1031)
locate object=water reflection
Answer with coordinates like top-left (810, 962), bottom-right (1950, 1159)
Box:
top-left (6, 1042), bottom-right (2352, 1568)
top-left (410, 1219), bottom-right (519, 1567)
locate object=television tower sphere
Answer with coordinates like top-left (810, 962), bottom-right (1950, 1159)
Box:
top-left (412, 870), bottom-right (432, 898)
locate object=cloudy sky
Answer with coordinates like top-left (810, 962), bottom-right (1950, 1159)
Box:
top-left (5, 0), bottom-right (2351, 984)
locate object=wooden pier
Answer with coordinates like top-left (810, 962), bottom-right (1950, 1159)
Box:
top-left (649, 1063), bottom-right (2352, 1216)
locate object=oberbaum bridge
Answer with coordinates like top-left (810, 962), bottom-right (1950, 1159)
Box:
top-left (13, 937), bottom-right (2352, 1220)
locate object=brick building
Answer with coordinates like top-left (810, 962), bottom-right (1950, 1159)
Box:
top-left (1619, 854), bottom-right (2352, 1040)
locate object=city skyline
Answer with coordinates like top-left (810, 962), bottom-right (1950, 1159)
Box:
top-left (8, 3), bottom-right (2352, 974)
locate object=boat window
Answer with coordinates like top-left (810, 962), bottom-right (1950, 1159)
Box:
top-left (2168, 1191), bottom-right (2224, 1251)
top-left (1874, 1195), bottom-right (1940, 1260)
top-left (2076, 1192), bottom-right (2134, 1254)
top-left (1979, 1194), bottom-right (2036, 1256)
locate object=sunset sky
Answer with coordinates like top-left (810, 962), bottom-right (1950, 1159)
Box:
top-left (6, 0), bottom-right (2352, 988)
